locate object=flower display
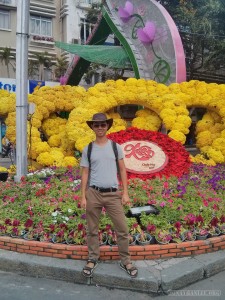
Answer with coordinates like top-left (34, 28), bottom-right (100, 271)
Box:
top-left (0, 164), bottom-right (224, 245)
top-left (2, 79), bottom-right (225, 166)
top-left (107, 127), bottom-right (191, 180)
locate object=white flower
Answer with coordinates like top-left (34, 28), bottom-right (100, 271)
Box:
top-left (52, 211), bottom-right (58, 217)
top-left (68, 209), bottom-right (72, 213)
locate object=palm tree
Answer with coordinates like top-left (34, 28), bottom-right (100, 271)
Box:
top-left (28, 60), bottom-right (39, 79)
top-left (54, 56), bottom-right (68, 80)
top-left (34, 51), bottom-right (52, 81)
top-left (0, 47), bottom-right (15, 78)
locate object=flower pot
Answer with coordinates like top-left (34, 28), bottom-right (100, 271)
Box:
top-left (128, 234), bottom-right (137, 246)
top-left (11, 230), bottom-right (27, 238)
top-left (23, 232), bottom-right (39, 241)
top-left (108, 237), bottom-right (118, 246)
top-left (196, 233), bottom-right (208, 240)
top-left (155, 237), bottom-right (170, 245)
top-left (136, 233), bottom-right (152, 245)
top-left (219, 225), bottom-right (225, 234)
top-left (0, 172), bottom-right (8, 182)
top-left (150, 235), bottom-right (156, 244)
top-left (182, 231), bottom-right (196, 242)
top-left (208, 228), bottom-right (221, 238)
top-left (99, 233), bottom-right (108, 246)
top-left (51, 235), bottom-right (67, 244)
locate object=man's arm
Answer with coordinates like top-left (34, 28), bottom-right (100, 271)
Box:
top-left (118, 159), bottom-right (130, 205)
top-left (80, 167), bottom-right (89, 209)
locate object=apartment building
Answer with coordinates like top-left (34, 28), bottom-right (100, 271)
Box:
top-left (0, 0), bottom-right (100, 82)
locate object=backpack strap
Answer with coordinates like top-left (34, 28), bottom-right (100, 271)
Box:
top-left (111, 140), bottom-right (121, 180)
top-left (87, 142), bottom-right (93, 169)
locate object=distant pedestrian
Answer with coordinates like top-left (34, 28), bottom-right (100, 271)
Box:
top-left (80, 113), bottom-right (138, 278)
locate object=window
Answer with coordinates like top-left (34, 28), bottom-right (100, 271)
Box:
top-left (30, 15), bottom-right (52, 37)
top-left (80, 18), bottom-right (94, 44)
top-left (0, 9), bottom-right (10, 30)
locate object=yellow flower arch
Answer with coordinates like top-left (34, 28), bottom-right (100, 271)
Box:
top-left (1, 79), bottom-right (225, 166)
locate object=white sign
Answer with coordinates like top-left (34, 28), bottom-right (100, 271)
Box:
top-left (122, 140), bottom-right (168, 174)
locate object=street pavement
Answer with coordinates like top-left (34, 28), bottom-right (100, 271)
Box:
top-left (0, 249), bottom-right (225, 294)
top-left (0, 269), bottom-right (225, 300)
top-left (1, 156), bottom-right (225, 294)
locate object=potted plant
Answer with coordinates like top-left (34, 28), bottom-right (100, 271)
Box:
top-left (23, 230), bottom-right (39, 241)
top-left (208, 226), bottom-right (221, 237)
top-left (66, 224), bottom-right (87, 245)
top-left (107, 230), bottom-right (117, 246)
top-left (128, 233), bottom-right (136, 245)
top-left (127, 217), bottom-right (142, 237)
top-left (155, 229), bottom-right (173, 245)
top-left (182, 230), bottom-right (196, 241)
top-left (136, 230), bottom-right (152, 245)
top-left (195, 228), bottom-right (209, 240)
top-left (98, 230), bottom-right (108, 246)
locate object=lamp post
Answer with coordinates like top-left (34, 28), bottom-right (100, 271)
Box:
top-left (14, 0), bottom-right (30, 182)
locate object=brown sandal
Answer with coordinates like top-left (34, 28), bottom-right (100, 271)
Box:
top-left (82, 259), bottom-right (98, 277)
top-left (120, 262), bottom-right (138, 278)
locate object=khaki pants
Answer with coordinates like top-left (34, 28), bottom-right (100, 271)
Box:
top-left (85, 187), bottom-right (130, 265)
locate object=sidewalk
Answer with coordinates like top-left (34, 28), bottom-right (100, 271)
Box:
top-left (0, 157), bottom-right (11, 168)
top-left (0, 249), bottom-right (225, 294)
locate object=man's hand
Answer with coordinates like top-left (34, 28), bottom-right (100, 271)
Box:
top-left (81, 197), bottom-right (87, 209)
top-left (121, 192), bottom-right (130, 206)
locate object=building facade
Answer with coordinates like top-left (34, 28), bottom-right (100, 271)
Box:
top-left (0, 0), bottom-right (100, 82)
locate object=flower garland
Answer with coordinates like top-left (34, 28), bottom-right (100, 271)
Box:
top-left (107, 127), bottom-right (191, 180)
top-left (1, 79), bottom-right (225, 166)
top-left (67, 79), bottom-right (190, 152)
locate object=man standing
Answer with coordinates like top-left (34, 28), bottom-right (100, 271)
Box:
top-left (80, 113), bottom-right (138, 278)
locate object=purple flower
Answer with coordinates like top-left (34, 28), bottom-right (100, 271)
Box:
top-left (137, 21), bottom-right (156, 45)
top-left (118, 1), bottom-right (134, 23)
top-left (81, 214), bottom-right (86, 220)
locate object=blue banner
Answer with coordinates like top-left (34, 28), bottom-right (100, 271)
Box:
top-left (29, 80), bottom-right (45, 94)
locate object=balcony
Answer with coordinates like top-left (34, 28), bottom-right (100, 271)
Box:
top-left (76, 0), bottom-right (99, 9)
top-left (0, 0), bottom-right (16, 8)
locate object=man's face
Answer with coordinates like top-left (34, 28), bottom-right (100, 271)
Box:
top-left (92, 122), bottom-right (108, 136)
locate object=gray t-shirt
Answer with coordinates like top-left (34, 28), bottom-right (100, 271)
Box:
top-left (80, 140), bottom-right (124, 188)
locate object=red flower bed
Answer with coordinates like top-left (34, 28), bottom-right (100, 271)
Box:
top-left (107, 127), bottom-right (191, 180)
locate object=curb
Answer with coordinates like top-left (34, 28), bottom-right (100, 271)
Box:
top-left (1, 249), bottom-right (225, 293)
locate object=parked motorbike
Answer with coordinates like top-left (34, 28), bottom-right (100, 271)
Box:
top-left (1, 141), bottom-right (14, 163)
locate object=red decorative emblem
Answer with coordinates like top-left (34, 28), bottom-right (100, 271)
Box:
top-left (121, 140), bottom-right (168, 174)
top-left (124, 143), bottom-right (155, 160)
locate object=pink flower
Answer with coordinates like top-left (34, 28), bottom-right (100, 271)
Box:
top-left (137, 21), bottom-right (156, 45)
top-left (10, 197), bottom-right (15, 203)
top-left (163, 181), bottom-right (169, 189)
top-left (137, 5), bottom-right (146, 16)
top-left (118, 1), bottom-right (134, 23)
top-left (203, 199), bottom-right (209, 207)
top-left (160, 201), bottom-right (166, 207)
top-left (146, 224), bottom-right (156, 233)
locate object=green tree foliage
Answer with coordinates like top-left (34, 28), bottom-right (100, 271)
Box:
top-left (54, 56), bottom-right (68, 80)
top-left (158, 0), bottom-right (225, 80)
top-left (0, 47), bottom-right (15, 78)
top-left (33, 51), bottom-right (52, 81)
